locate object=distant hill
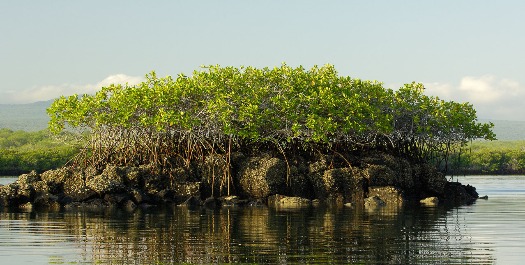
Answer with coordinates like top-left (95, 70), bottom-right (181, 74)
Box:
top-left (0, 100), bottom-right (52, 131)
top-left (0, 100), bottom-right (524, 140)
top-left (480, 119), bottom-right (525, 141)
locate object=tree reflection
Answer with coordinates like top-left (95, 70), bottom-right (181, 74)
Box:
top-left (0, 205), bottom-right (495, 264)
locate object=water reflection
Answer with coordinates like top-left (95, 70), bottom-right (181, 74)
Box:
top-left (0, 204), bottom-right (495, 264)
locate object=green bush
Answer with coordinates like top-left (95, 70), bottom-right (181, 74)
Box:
top-left (0, 129), bottom-right (80, 175)
top-left (46, 64), bottom-right (495, 192)
top-left (448, 140), bottom-right (525, 175)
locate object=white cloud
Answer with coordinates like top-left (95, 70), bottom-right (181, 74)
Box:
top-left (0, 74), bottom-right (144, 104)
top-left (459, 75), bottom-right (502, 103)
top-left (425, 75), bottom-right (525, 121)
top-left (95, 74), bottom-right (144, 89)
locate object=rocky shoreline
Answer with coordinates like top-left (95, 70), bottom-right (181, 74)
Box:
top-left (0, 151), bottom-right (479, 211)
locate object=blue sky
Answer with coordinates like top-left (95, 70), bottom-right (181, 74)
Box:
top-left (1, 1), bottom-right (524, 121)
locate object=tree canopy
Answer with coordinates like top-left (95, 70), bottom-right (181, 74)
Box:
top-left (47, 64), bottom-right (495, 175)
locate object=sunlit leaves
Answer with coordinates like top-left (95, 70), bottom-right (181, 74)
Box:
top-left (46, 64), bottom-right (495, 172)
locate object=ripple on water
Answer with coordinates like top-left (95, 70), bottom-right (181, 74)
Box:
top-left (0, 175), bottom-right (523, 264)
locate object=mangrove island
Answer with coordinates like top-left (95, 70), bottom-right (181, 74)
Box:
top-left (0, 64), bottom-right (496, 211)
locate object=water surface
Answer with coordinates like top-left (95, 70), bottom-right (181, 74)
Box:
top-left (0, 175), bottom-right (523, 264)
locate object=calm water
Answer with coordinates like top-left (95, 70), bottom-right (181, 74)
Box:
top-left (0, 175), bottom-right (523, 264)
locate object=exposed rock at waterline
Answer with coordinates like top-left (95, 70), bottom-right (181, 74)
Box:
top-left (420, 196), bottom-right (439, 206)
top-left (364, 196), bottom-right (386, 209)
top-left (442, 182), bottom-right (478, 205)
top-left (268, 194), bottom-right (312, 208)
top-left (368, 186), bottom-right (405, 207)
top-left (0, 151), bottom-right (482, 211)
top-left (236, 154), bottom-right (287, 198)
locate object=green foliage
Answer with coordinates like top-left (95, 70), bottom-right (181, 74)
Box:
top-left (46, 64), bottom-right (495, 191)
top-left (0, 129), bottom-right (80, 175)
top-left (448, 140), bottom-right (525, 175)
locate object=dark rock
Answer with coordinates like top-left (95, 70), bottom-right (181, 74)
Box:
top-left (320, 167), bottom-right (367, 204)
top-left (141, 165), bottom-right (168, 194)
top-left (86, 165), bottom-right (127, 195)
top-left (414, 163), bottom-right (448, 196)
top-left (130, 188), bottom-right (150, 204)
top-left (125, 167), bottom-right (143, 188)
top-left (156, 189), bottom-right (178, 203)
top-left (32, 181), bottom-right (50, 194)
top-left (0, 150), bottom-right (482, 211)
top-left (138, 203), bottom-right (156, 210)
top-left (364, 195), bottom-right (386, 209)
top-left (325, 193), bottom-right (345, 207)
top-left (33, 192), bottom-right (61, 210)
top-left (362, 152), bottom-right (415, 190)
top-left (268, 194), bottom-right (311, 208)
top-left (123, 200), bottom-right (137, 211)
top-left (365, 164), bottom-right (397, 187)
top-left (179, 196), bottom-right (202, 208)
top-left (219, 195), bottom-right (246, 207)
top-left (203, 197), bottom-right (219, 209)
top-left (40, 167), bottom-right (71, 194)
top-left (64, 198), bottom-right (108, 210)
top-left (17, 171), bottom-right (41, 185)
top-left (368, 186), bottom-right (405, 207)
top-left (464, 184), bottom-right (479, 198)
top-left (443, 182), bottom-right (477, 205)
top-left (247, 199), bottom-right (265, 207)
top-left (236, 154), bottom-right (287, 198)
top-left (104, 193), bottom-right (130, 205)
top-left (0, 183), bottom-right (32, 207)
top-left (19, 202), bottom-right (33, 211)
top-left (172, 182), bottom-right (201, 199)
top-left (63, 171), bottom-right (97, 202)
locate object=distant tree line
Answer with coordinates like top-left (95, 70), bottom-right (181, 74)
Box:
top-left (447, 140), bottom-right (525, 175)
top-left (0, 129), bottom-right (80, 175)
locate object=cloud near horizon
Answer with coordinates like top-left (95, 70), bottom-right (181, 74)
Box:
top-left (425, 75), bottom-right (525, 121)
top-left (0, 74), bottom-right (144, 104)
top-left (2, 73), bottom-right (523, 122)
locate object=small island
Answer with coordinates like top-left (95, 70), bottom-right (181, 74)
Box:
top-left (0, 64), bottom-right (495, 211)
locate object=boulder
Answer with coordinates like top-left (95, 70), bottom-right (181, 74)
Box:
top-left (414, 163), bottom-right (448, 196)
top-left (40, 167), bottom-right (72, 194)
top-left (140, 164), bottom-right (169, 194)
top-left (268, 194), bottom-right (311, 208)
top-left (179, 196), bottom-right (202, 208)
top-left (130, 188), bottom-right (151, 204)
top-left (367, 186), bottom-right (405, 207)
top-left (172, 182), bottom-right (201, 199)
top-left (364, 196), bottom-right (386, 209)
top-left (442, 182), bottom-right (477, 205)
top-left (17, 171), bottom-right (41, 185)
top-left (362, 152), bottom-right (415, 190)
top-left (33, 192), bottom-right (61, 210)
top-left (19, 202), bottom-right (33, 211)
top-left (420, 196), bottom-right (439, 206)
top-left (123, 199), bottom-right (137, 211)
top-left (104, 193), bottom-right (130, 206)
top-left (63, 171), bottom-right (97, 202)
top-left (86, 169), bottom-right (127, 195)
top-left (364, 164), bottom-right (396, 187)
top-left (203, 197), bottom-right (219, 209)
top-left (218, 195), bottom-right (246, 207)
top-left (236, 154), bottom-right (287, 198)
top-left (309, 167), bottom-right (367, 204)
top-left (0, 183), bottom-right (20, 207)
